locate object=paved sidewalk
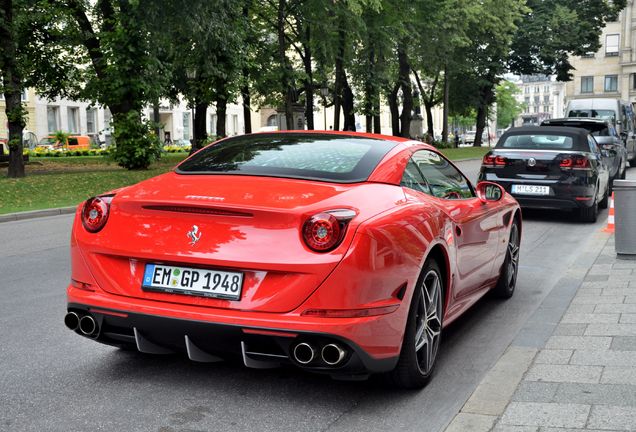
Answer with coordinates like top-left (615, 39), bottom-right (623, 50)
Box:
top-left (446, 232), bottom-right (636, 432)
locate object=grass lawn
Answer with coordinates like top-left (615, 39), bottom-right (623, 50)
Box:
top-left (439, 146), bottom-right (491, 160)
top-left (0, 153), bottom-right (188, 215)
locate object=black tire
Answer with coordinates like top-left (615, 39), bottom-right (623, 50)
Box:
top-left (630, 158), bottom-right (636, 168)
top-left (579, 199), bottom-right (598, 223)
top-left (492, 220), bottom-right (520, 299)
top-left (387, 260), bottom-right (443, 389)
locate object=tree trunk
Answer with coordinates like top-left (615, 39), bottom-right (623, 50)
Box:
top-left (0, 0), bottom-right (26, 178)
top-left (303, 24), bottom-right (314, 130)
top-left (333, 23), bottom-right (346, 130)
top-left (474, 83), bottom-right (495, 147)
top-left (342, 74), bottom-right (355, 131)
top-left (397, 42), bottom-right (412, 138)
top-left (277, 0), bottom-right (294, 129)
top-left (241, 3), bottom-right (252, 134)
top-left (241, 71), bottom-right (252, 134)
top-left (152, 101), bottom-right (160, 140)
top-left (388, 82), bottom-right (400, 136)
top-left (442, 64), bottom-right (449, 143)
top-left (373, 97), bottom-right (381, 134)
top-left (191, 102), bottom-right (208, 154)
top-left (216, 98), bottom-right (227, 138)
top-left (423, 100), bottom-right (435, 140)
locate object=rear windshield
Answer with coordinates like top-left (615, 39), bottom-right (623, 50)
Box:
top-left (176, 133), bottom-right (397, 183)
top-left (568, 109), bottom-right (616, 121)
top-left (497, 134), bottom-right (577, 150)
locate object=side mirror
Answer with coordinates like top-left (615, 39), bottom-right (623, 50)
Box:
top-left (476, 181), bottom-right (505, 203)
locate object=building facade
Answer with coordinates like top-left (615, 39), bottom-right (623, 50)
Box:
top-left (515, 75), bottom-right (566, 126)
top-left (566, 2), bottom-right (636, 105)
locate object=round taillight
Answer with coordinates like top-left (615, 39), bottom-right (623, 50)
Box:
top-left (303, 213), bottom-right (342, 252)
top-left (81, 197), bottom-right (111, 233)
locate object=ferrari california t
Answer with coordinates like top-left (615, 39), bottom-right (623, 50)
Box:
top-left (65, 131), bottom-right (521, 389)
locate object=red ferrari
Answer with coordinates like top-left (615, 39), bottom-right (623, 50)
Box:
top-left (65, 131), bottom-right (521, 388)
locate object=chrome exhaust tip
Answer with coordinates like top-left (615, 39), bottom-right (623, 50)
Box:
top-left (64, 312), bottom-right (80, 331)
top-left (321, 343), bottom-right (346, 366)
top-left (79, 315), bottom-right (98, 336)
top-left (292, 342), bottom-right (315, 365)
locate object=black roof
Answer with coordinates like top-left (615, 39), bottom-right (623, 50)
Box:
top-left (497, 126), bottom-right (590, 151)
top-left (543, 117), bottom-right (610, 125)
top-left (501, 126), bottom-right (590, 139)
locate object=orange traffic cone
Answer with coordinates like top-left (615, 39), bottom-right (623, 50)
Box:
top-left (604, 192), bottom-right (615, 233)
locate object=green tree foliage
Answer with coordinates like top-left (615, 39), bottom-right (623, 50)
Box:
top-left (495, 81), bottom-right (523, 129)
top-left (509, 0), bottom-right (627, 80)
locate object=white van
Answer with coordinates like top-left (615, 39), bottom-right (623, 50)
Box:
top-left (566, 98), bottom-right (636, 166)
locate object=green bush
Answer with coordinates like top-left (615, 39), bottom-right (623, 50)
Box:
top-left (110, 111), bottom-right (161, 170)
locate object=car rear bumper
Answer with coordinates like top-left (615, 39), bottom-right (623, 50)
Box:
top-left (479, 173), bottom-right (596, 210)
top-left (66, 287), bottom-right (401, 377)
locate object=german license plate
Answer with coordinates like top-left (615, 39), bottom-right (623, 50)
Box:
top-left (511, 184), bottom-right (550, 195)
top-left (142, 264), bottom-right (243, 300)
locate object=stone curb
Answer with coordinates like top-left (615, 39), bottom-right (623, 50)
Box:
top-left (0, 206), bottom-right (76, 223)
top-left (443, 229), bottom-right (612, 432)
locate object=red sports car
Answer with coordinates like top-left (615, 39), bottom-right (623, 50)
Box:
top-left (65, 131), bottom-right (521, 388)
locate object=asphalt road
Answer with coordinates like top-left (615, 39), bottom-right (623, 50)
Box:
top-left (0, 160), bottom-right (628, 432)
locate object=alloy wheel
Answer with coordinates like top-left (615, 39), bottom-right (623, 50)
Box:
top-left (414, 269), bottom-right (442, 376)
top-left (506, 224), bottom-right (520, 288)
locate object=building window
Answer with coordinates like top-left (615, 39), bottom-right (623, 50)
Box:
top-left (632, 73), bottom-right (636, 90)
top-left (86, 108), bottom-right (96, 134)
top-left (266, 114), bottom-right (278, 127)
top-left (209, 114), bottom-right (217, 136)
top-left (534, 86), bottom-right (540, 93)
top-left (606, 34), bottom-right (620, 56)
top-left (534, 96), bottom-right (540, 105)
top-left (47, 106), bottom-right (60, 132)
top-left (581, 76), bottom-right (594, 93)
top-left (544, 105), bottom-right (550, 112)
top-left (67, 107), bottom-right (79, 133)
top-left (0, 89), bottom-right (28, 101)
top-left (534, 106), bottom-right (539, 113)
top-left (524, 97), bottom-right (530, 105)
top-left (544, 95), bottom-right (550, 104)
top-left (183, 112), bottom-right (191, 140)
top-left (524, 87), bottom-right (530, 94)
top-left (232, 114), bottom-right (239, 135)
top-left (605, 75), bottom-right (618, 92)
top-left (544, 85), bottom-right (549, 93)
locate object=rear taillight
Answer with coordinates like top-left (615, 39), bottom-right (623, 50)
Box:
top-left (560, 155), bottom-right (590, 170)
top-left (81, 195), bottom-right (114, 233)
top-left (482, 154), bottom-right (506, 167)
top-left (302, 209), bottom-right (355, 252)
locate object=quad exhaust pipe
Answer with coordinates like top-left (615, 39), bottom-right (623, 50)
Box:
top-left (64, 312), bottom-right (80, 331)
top-left (321, 343), bottom-right (346, 366)
top-left (79, 315), bottom-right (98, 336)
top-left (65, 312), bottom-right (99, 337)
top-left (292, 341), bottom-right (347, 367)
top-left (292, 342), bottom-right (315, 365)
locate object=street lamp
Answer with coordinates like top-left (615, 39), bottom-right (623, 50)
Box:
top-left (320, 85), bottom-right (329, 130)
top-left (186, 68), bottom-right (197, 146)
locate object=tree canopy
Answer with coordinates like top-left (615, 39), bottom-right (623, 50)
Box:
top-left (0, 0), bottom-right (629, 176)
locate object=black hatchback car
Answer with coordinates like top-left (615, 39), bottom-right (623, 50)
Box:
top-left (478, 126), bottom-right (610, 222)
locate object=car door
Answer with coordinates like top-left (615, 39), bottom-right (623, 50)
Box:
top-left (410, 149), bottom-right (504, 298)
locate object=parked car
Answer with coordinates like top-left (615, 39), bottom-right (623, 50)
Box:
top-left (38, 135), bottom-right (92, 151)
top-left (64, 131), bottom-right (521, 389)
top-left (565, 97), bottom-right (636, 166)
top-left (541, 118), bottom-right (627, 182)
top-left (0, 139), bottom-right (29, 163)
top-left (479, 126), bottom-right (610, 222)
